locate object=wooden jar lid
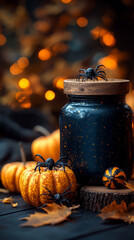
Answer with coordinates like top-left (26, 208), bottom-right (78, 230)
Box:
top-left (64, 79), bottom-right (130, 95)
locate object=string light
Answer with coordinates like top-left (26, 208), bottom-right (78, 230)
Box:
top-left (17, 57), bottom-right (29, 68)
top-left (102, 32), bottom-right (116, 47)
top-left (38, 48), bottom-right (52, 61)
top-left (77, 17), bottom-right (88, 27)
top-left (61, 0), bottom-right (72, 4)
top-left (53, 77), bottom-right (64, 89)
top-left (99, 55), bottom-right (117, 70)
top-left (19, 78), bottom-right (30, 89)
top-left (45, 90), bottom-right (55, 101)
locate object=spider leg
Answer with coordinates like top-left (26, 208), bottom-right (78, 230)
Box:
top-left (82, 76), bottom-right (88, 81)
top-left (94, 64), bottom-right (105, 72)
top-left (62, 183), bottom-right (72, 196)
top-left (76, 74), bottom-right (80, 81)
top-left (96, 70), bottom-right (106, 75)
top-left (62, 191), bottom-right (72, 197)
top-left (56, 156), bottom-right (71, 164)
top-left (97, 74), bottom-right (108, 81)
top-left (37, 203), bottom-right (47, 209)
top-left (43, 186), bottom-right (54, 197)
top-left (79, 69), bottom-right (86, 73)
top-left (59, 162), bottom-right (65, 171)
top-left (61, 198), bottom-right (72, 207)
top-left (34, 154), bottom-right (46, 163)
top-left (93, 76), bottom-right (98, 81)
top-left (39, 193), bottom-right (51, 196)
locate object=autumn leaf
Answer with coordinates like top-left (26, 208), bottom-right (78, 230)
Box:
top-left (98, 200), bottom-right (134, 224)
top-left (20, 203), bottom-right (79, 227)
top-left (0, 196), bottom-right (18, 207)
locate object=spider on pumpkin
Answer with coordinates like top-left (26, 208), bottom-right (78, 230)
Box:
top-left (34, 155), bottom-right (70, 172)
top-left (40, 184), bottom-right (73, 207)
top-left (76, 64), bottom-right (108, 81)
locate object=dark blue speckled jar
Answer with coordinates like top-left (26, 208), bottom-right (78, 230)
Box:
top-left (59, 79), bottom-right (133, 185)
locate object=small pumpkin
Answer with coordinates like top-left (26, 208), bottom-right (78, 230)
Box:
top-left (19, 159), bottom-right (77, 207)
top-left (1, 143), bottom-right (36, 192)
top-left (31, 128), bottom-right (60, 162)
top-left (102, 167), bottom-right (126, 189)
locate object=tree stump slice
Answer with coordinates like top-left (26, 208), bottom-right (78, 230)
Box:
top-left (80, 181), bottom-right (134, 212)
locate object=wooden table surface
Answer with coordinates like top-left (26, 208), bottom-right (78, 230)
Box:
top-left (0, 192), bottom-right (134, 240)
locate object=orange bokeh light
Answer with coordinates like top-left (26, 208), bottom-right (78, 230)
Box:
top-left (15, 91), bottom-right (27, 102)
top-left (53, 77), bottom-right (64, 89)
top-left (102, 32), bottom-right (116, 47)
top-left (18, 57), bottom-right (29, 69)
top-left (77, 17), bottom-right (88, 27)
top-left (99, 55), bottom-right (117, 70)
top-left (20, 102), bottom-right (31, 109)
top-left (19, 78), bottom-right (30, 89)
top-left (0, 34), bottom-right (6, 46)
top-left (10, 63), bottom-right (23, 75)
top-left (90, 26), bottom-right (107, 39)
top-left (61, 0), bottom-right (72, 3)
top-left (45, 90), bottom-right (55, 101)
top-left (38, 48), bottom-right (52, 61)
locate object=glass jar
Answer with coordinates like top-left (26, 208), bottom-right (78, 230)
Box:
top-left (59, 79), bottom-right (133, 185)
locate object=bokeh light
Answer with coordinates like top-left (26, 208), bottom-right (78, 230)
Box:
top-left (15, 91), bottom-right (27, 102)
top-left (102, 32), bottom-right (116, 46)
top-left (38, 48), bottom-right (52, 61)
top-left (0, 34), bottom-right (6, 46)
top-left (20, 101), bottom-right (31, 109)
top-left (77, 17), bottom-right (88, 27)
top-left (19, 78), bottom-right (30, 89)
top-left (90, 26), bottom-right (107, 39)
top-left (53, 77), bottom-right (64, 89)
top-left (10, 63), bottom-right (23, 75)
top-left (17, 57), bottom-right (29, 68)
top-left (99, 55), bottom-right (117, 70)
top-left (61, 0), bottom-right (72, 4)
top-left (45, 90), bottom-right (55, 101)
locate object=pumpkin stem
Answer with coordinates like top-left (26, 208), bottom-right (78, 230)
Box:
top-left (19, 142), bottom-right (26, 166)
top-left (33, 125), bottom-right (50, 136)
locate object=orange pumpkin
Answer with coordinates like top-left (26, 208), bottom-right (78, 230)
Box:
top-left (1, 143), bottom-right (36, 193)
top-left (31, 129), bottom-right (60, 162)
top-left (19, 166), bottom-right (77, 207)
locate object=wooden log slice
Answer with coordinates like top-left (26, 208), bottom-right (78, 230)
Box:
top-left (80, 182), bottom-right (134, 212)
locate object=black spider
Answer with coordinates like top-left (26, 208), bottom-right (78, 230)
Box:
top-left (40, 184), bottom-right (73, 207)
top-left (76, 65), bottom-right (108, 81)
top-left (34, 155), bottom-right (70, 172)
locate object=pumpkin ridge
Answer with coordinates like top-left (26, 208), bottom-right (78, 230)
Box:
top-left (51, 170), bottom-right (57, 194)
top-left (6, 165), bottom-right (18, 192)
top-left (24, 170), bottom-right (34, 205)
top-left (38, 172), bottom-right (42, 206)
top-left (13, 165), bottom-right (20, 192)
top-left (1, 164), bottom-right (9, 190)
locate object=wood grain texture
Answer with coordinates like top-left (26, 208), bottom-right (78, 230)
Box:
top-left (80, 184), bottom-right (134, 212)
top-left (64, 79), bottom-right (130, 95)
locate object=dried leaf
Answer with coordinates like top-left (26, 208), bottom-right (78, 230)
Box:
top-left (11, 202), bottom-right (18, 208)
top-left (0, 196), bottom-right (18, 207)
top-left (0, 188), bottom-right (9, 193)
top-left (20, 203), bottom-right (77, 227)
top-left (0, 197), bottom-right (13, 204)
top-left (98, 200), bottom-right (134, 224)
